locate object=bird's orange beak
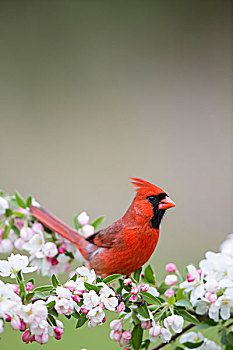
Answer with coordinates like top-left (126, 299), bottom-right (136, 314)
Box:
top-left (158, 196), bottom-right (176, 210)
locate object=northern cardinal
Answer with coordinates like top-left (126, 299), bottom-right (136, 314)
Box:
top-left (30, 178), bottom-right (175, 276)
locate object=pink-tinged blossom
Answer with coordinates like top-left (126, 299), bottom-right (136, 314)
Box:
top-left (14, 217), bottom-right (24, 230)
top-left (110, 319), bottom-right (122, 332)
top-left (0, 319), bottom-right (3, 334)
top-left (164, 288), bottom-right (175, 298)
top-left (20, 227), bottom-right (33, 241)
top-left (140, 283), bottom-right (148, 292)
top-left (22, 329), bottom-right (31, 344)
top-left (110, 330), bottom-right (122, 341)
top-left (131, 286), bottom-right (140, 295)
top-left (180, 265), bottom-right (205, 303)
top-left (129, 295), bottom-right (138, 303)
top-left (123, 278), bottom-right (132, 286)
top-left (141, 320), bottom-right (151, 329)
top-left (117, 302), bottom-right (125, 312)
top-left (187, 273), bottom-right (196, 282)
top-left (35, 333), bottom-right (49, 344)
top-left (164, 275), bottom-right (178, 286)
top-left (11, 315), bottom-right (21, 330)
top-left (80, 306), bottom-right (89, 314)
top-left (149, 324), bottom-right (161, 342)
top-left (166, 263), bottom-right (177, 273)
top-left (14, 238), bottom-right (25, 250)
top-left (0, 239), bottom-right (13, 253)
top-left (73, 295), bottom-right (81, 303)
top-left (43, 242), bottom-right (58, 258)
top-left (31, 222), bottom-right (44, 235)
top-left (78, 211), bottom-right (90, 225)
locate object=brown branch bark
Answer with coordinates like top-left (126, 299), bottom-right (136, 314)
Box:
top-left (151, 312), bottom-right (233, 350)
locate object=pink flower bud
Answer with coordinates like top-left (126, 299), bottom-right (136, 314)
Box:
top-left (0, 229), bottom-right (4, 237)
top-left (140, 283), bottom-right (148, 292)
top-left (164, 288), bottom-right (175, 298)
top-left (20, 320), bottom-right (26, 332)
top-left (129, 295), bottom-right (138, 303)
top-left (73, 295), bottom-right (81, 303)
top-left (118, 337), bottom-right (130, 347)
top-left (11, 284), bottom-right (20, 295)
top-left (5, 314), bottom-right (12, 322)
top-left (131, 286), bottom-right (140, 295)
top-left (197, 269), bottom-right (202, 276)
top-left (205, 292), bottom-right (217, 303)
top-left (187, 273), bottom-right (195, 282)
top-left (11, 316), bottom-right (21, 330)
top-left (122, 330), bottom-right (132, 340)
top-left (117, 302), bottom-right (126, 312)
top-left (149, 325), bottom-right (162, 337)
top-left (166, 263), bottom-right (177, 273)
top-left (110, 319), bottom-right (122, 332)
top-left (141, 320), bottom-right (151, 330)
top-left (164, 275), bottom-right (178, 286)
top-left (54, 326), bottom-right (63, 340)
top-left (58, 242), bottom-right (67, 254)
top-left (22, 330), bottom-right (31, 344)
top-left (25, 282), bottom-right (34, 291)
top-left (123, 278), bottom-right (132, 286)
top-left (102, 316), bottom-right (106, 323)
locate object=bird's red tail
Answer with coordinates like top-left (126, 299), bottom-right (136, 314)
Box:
top-left (30, 205), bottom-right (89, 260)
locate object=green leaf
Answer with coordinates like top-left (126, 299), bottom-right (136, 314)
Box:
top-left (48, 314), bottom-right (57, 326)
top-left (34, 291), bottom-right (47, 300)
top-left (182, 341), bottom-right (204, 349)
top-left (176, 309), bottom-right (199, 325)
top-left (76, 313), bottom-right (88, 328)
top-left (91, 216), bottom-right (105, 230)
top-left (226, 345), bottom-right (233, 350)
top-left (26, 196), bottom-right (32, 208)
top-left (12, 211), bottom-right (26, 218)
top-left (103, 274), bottom-right (123, 284)
top-left (84, 282), bottom-right (99, 292)
top-left (144, 265), bottom-right (156, 284)
top-left (2, 224), bottom-right (11, 239)
top-left (142, 339), bottom-right (150, 350)
top-left (176, 288), bottom-right (185, 300)
top-left (34, 285), bottom-right (54, 292)
top-left (227, 332), bottom-right (233, 344)
top-left (26, 292), bottom-right (35, 302)
top-left (133, 267), bottom-right (142, 283)
top-left (132, 324), bottom-right (143, 350)
top-left (153, 309), bottom-right (166, 322)
top-left (12, 225), bottom-right (20, 236)
top-left (158, 282), bottom-right (168, 294)
top-left (136, 303), bottom-right (150, 319)
top-left (175, 299), bottom-right (193, 308)
top-left (70, 273), bottom-right (77, 281)
top-left (52, 274), bottom-right (60, 287)
top-left (49, 308), bottom-right (58, 318)
top-left (168, 295), bottom-right (176, 305)
top-left (195, 319), bottom-right (218, 330)
top-left (5, 209), bottom-right (13, 217)
top-left (73, 216), bottom-right (82, 231)
top-left (140, 291), bottom-right (162, 306)
top-left (14, 191), bottom-right (26, 209)
top-left (46, 301), bottom-right (55, 309)
top-left (72, 309), bottom-right (81, 319)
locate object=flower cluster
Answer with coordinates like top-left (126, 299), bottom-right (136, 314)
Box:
top-left (0, 191), bottom-right (104, 276)
top-left (180, 234), bottom-right (233, 323)
top-left (0, 190), bottom-right (232, 350)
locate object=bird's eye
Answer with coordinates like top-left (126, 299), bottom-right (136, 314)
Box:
top-left (147, 195), bottom-right (156, 201)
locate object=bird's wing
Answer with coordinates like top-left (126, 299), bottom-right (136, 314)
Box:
top-left (86, 220), bottom-right (123, 248)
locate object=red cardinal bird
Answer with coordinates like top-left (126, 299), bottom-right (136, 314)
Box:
top-left (30, 178), bottom-right (175, 277)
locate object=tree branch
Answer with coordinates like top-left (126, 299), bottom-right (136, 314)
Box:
top-left (151, 312), bottom-right (233, 350)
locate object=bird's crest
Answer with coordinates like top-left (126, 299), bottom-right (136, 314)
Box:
top-left (130, 177), bottom-right (165, 196)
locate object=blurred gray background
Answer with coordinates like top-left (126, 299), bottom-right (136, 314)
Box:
top-left (0, 1), bottom-right (232, 349)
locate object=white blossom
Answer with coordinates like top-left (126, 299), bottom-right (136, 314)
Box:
top-left (0, 197), bottom-right (9, 215)
top-left (83, 290), bottom-right (100, 310)
top-left (0, 254), bottom-right (37, 278)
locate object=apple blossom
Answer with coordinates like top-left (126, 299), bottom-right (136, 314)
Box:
top-left (78, 211), bottom-right (90, 225)
top-left (0, 254), bottom-right (37, 278)
top-left (166, 263), bottom-right (177, 272)
top-left (164, 314), bottom-right (184, 333)
top-left (164, 274), bottom-right (178, 286)
top-left (82, 224), bottom-right (95, 238)
top-left (164, 288), bottom-right (175, 298)
top-left (0, 197), bottom-right (9, 215)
